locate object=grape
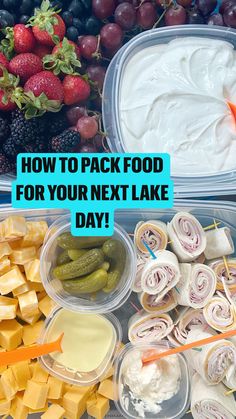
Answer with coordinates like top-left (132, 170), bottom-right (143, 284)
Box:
top-left (100, 23), bottom-right (123, 51)
top-left (79, 35), bottom-right (100, 61)
top-left (187, 7), bottom-right (205, 23)
top-left (66, 107), bottom-right (87, 126)
top-left (114, 2), bottom-right (136, 30)
top-left (224, 4), bottom-right (236, 28)
top-left (92, 0), bottom-right (115, 19)
top-left (177, 0), bottom-right (192, 6)
top-left (137, 3), bottom-right (158, 29)
top-left (87, 65), bottom-right (106, 90)
top-left (79, 143), bottom-right (97, 152)
top-left (165, 4), bottom-right (187, 25)
top-left (220, 0), bottom-right (234, 14)
top-left (208, 13), bottom-right (224, 25)
top-left (76, 116), bottom-right (99, 139)
top-left (196, 0), bottom-right (217, 16)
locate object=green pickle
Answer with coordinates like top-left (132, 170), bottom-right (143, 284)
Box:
top-left (63, 269), bottom-right (108, 295)
top-left (102, 239), bottom-right (126, 293)
top-left (57, 250), bottom-right (71, 265)
top-left (53, 248), bottom-right (104, 280)
top-left (57, 233), bottom-right (109, 250)
top-left (68, 249), bottom-right (87, 261)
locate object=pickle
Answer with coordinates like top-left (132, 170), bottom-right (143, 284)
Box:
top-left (53, 248), bottom-right (104, 280)
top-left (100, 261), bottom-right (110, 271)
top-left (102, 239), bottom-right (126, 293)
top-left (68, 249), bottom-right (87, 261)
top-left (57, 233), bottom-right (109, 250)
top-left (62, 269), bottom-right (108, 295)
top-left (57, 250), bottom-right (71, 265)
top-left (103, 271), bottom-right (120, 293)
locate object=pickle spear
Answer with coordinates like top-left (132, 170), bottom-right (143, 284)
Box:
top-left (63, 269), bottom-right (108, 295)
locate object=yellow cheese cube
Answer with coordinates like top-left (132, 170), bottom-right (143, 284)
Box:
top-left (0, 266), bottom-right (26, 295)
top-left (98, 379), bottom-right (114, 401)
top-left (62, 390), bottom-right (90, 418)
top-left (0, 398), bottom-right (11, 415)
top-left (10, 246), bottom-right (37, 265)
top-left (0, 296), bottom-right (18, 320)
top-left (1, 368), bottom-right (19, 400)
top-left (38, 295), bottom-right (57, 317)
top-left (28, 402), bottom-right (48, 413)
top-left (41, 403), bottom-right (65, 419)
top-left (29, 362), bottom-right (36, 377)
top-left (87, 394), bottom-right (110, 419)
top-left (0, 319), bottom-right (23, 350)
top-left (22, 320), bottom-right (44, 346)
top-left (24, 259), bottom-right (41, 283)
top-left (10, 394), bottom-right (28, 419)
top-left (11, 361), bottom-right (31, 391)
top-left (9, 239), bottom-right (23, 249)
top-left (0, 256), bottom-right (11, 275)
top-left (17, 308), bottom-right (42, 325)
top-left (13, 282), bottom-right (30, 297)
top-left (38, 291), bottom-right (47, 301)
top-left (32, 363), bottom-right (49, 383)
top-left (0, 242), bottom-right (12, 258)
top-left (28, 282), bottom-right (45, 292)
top-left (18, 290), bottom-right (38, 317)
top-left (47, 376), bottom-right (64, 399)
top-left (2, 216), bottom-right (27, 240)
top-left (21, 221), bottom-right (48, 248)
top-left (23, 380), bottom-right (49, 409)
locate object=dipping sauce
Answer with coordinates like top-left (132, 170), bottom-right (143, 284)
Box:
top-left (46, 309), bottom-right (115, 372)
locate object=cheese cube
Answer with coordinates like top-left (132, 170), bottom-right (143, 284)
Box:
top-left (0, 256), bottom-right (11, 275)
top-left (11, 361), bottom-right (31, 391)
top-left (23, 380), bottom-right (49, 409)
top-left (9, 239), bottom-right (23, 249)
top-left (10, 394), bottom-right (28, 419)
top-left (28, 402), bottom-right (48, 413)
top-left (29, 362), bottom-right (36, 377)
top-left (98, 379), bottom-right (114, 401)
top-left (3, 216), bottom-right (27, 240)
top-left (32, 363), bottom-right (49, 383)
top-left (0, 319), bottom-right (23, 350)
top-left (22, 320), bottom-right (44, 346)
top-left (1, 368), bottom-right (19, 400)
top-left (38, 291), bottom-right (47, 301)
top-left (0, 266), bottom-right (26, 295)
top-left (87, 394), bottom-right (110, 419)
top-left (47, 376), bottom-right (64, 399)
top-left (0, 242), bottom-right (12, 258)
top-left (16, 308), bottom-right (41, 325)
top-left (21, 221), bottom-right (48, 248)
top-left (28, 282), bottom-right (45, 292)
top-left (62, 389), bottom-right (92, 418)
top-left (24, 259), bottom-right (41, 283)
top-left (41, 404), bottom-right (65, 419)
top-left (38, 295), bottom-right (57, 317)
top-left (13, 282), bottom-right (30, 297)
top-left (18, 290), bottom-right (38, 317)
top-left (10, 246), bottom-right (36, 265)
top-left (0, 296), bottom-right (18, 320)
top-left (0, 398), bottom-right (11, 415)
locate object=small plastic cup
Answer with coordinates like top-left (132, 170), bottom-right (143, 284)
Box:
top-left (40, 214), bottom-right (136, 314)
top-left (38, 306), bottom-right (122, 386)
top-left (114, 341), bottom-right (190, 419)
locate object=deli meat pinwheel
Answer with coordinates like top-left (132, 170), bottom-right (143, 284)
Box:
top-left (139, 290), bottom-right (177, 314)
top-left (169, 307), bottom-right (208, 346)
top-left (128, 311), bottom-right (173, 344)
top-left (134, 220), bottom-right (168, 256)
top-left (209, 258), bottom-right (236, 292)
top-left (203, 294), bottom-right (236, 332)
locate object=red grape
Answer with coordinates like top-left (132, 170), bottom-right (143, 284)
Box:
top-left (100, 23), bottom-right (123, 51)
top-left (196, 0), bottom-right (217, 16)
top-left (208, 13), bottom-right (224, 25)
top-left (114, 2), bottom-right (136, 30)
top-left (224, 4), bottom-right (236, 27)
top-left (177, 0), bottom-right (192, 6)
top-left (66, 107), bottom-right (87, 126)
top-left (187, 7), bottom-right (205, 23)
top-left (92, 0), bottom-right (115, 19)
top-left (87, 65), bottom-right (106, 90)
top-left (76, 116), bottom-right (98, 139)
top-left (79, 36), bottom-right (100, 61)
top-left (137, 2), bottom-right (158, 29)
top-left (165, 4), bottom-right (187, 25)
top-left (79, 143), bottom-right (97, 152)
top-left (220, 0), bottom-right (234, 14)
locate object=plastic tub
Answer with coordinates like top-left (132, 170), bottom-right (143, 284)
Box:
top-left (102, 24), bottom-right (236, 198)
top-left (113, 341), bottom-right (190, 419)
top-left (38, 306), bottom-right (122, 386)
top-left (40, 215), bottom-right (136, 314)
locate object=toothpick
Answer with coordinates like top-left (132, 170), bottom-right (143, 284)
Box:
top-left (223, 255), bottom-right (232, 282)
top-left (128, 233), bottom-right (134, 237)
top-left (130, 301), bottom-right (142, 313)
top-left (225, 388), bottom-right (236, 396)
top-left (203, 221), bottom-right (221, 231)
top-left (186, 410), bottom-right (192, 414)
top-left (168, 240), bottom-right (173, 244)
top-left (213, 219), bottom-right (219, 229)
top-left (142, 240), bottom-right (156, 260)
top-left (174, 307), bottom-right (179, 315)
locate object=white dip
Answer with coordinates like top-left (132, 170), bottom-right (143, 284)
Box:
top-left (121, 349), bottom-right (181, 418)
top-left (120, 37), bottom-right (236, 175)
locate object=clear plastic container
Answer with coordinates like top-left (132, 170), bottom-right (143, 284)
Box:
top-left (102, 24), bottom-right (236, 198)
top-left (38, 306), bottom-right (122, 386)
top-left (40, 214), bottom-right (136, 314)
top-left (113, 341), bottom-right (190, 419)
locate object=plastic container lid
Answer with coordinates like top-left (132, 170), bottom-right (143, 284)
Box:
top-left (40, 215), bottom-right (136, 314)
top-left (102, 24), bottom-right (236, 198)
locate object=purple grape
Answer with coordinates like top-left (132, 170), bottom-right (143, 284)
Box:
top-left (196, 0), bottom-right (217, 16)
top-left (220, 0), bottom-right (234, 14)
top-left (92, 0), bottom-right (115, 19)
top-left (87, 65), bottom-right (106, 90)
top-left (100, 23), bottom-right (123, 51)
top-left (165, 4), bottom-right (187, 25)
top-left (207, 13), bottom-right (224, 25)
top-left (136, 2), bottom-right (158, 29)
top-left (114, 2), bottom-right (136, 30)
top-left (187, 7), bottom-right (205, 23)
top-left (224, 4), bottom-right (236, 27)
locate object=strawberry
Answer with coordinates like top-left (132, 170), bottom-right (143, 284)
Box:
top-left (43, 37), bottom-right (81, 76)
top-left (9, 53), bottom-right (43, 83)
top-left (13, 24), bottom-right (36, 54)
top-left (0, 52), bottom-right (9, 77)
top-left (34, 44), bottom-right (52, 59)
top-left (52, 40), bottom-right (81, 59)
top-left (28, 0), bottom-right (66, 47)
top-left (63, 75), bottom-right (90, 105)
top-left (0, 69), bottom-right (24, 112)
top-left (0, 90), bottom-right (16, 111)
top-left (24, 70), bottom-right (63, 102)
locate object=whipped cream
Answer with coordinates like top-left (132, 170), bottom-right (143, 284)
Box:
top-left (120, 37), bottom-right (236, 175)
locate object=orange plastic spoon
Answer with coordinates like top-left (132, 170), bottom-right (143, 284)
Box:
top-left (0, 333), bottom-right (64, 366)
top-left (142, 328), bottom-right (236, 364)
top-left (227, 101), bottom-right (236, 122)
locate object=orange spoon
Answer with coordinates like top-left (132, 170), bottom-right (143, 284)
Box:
top-left (0, 333), bottom-right (64, 366)
top-left (142, 328), bottom-right (236, 364)
top-left (227, 101), bottom-right (236, 122)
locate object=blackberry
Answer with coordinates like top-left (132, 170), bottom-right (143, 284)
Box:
top-left (10, 109), bottom-right (47, 146)
top-left (0, 152), bottom-right (13, 174)
top-left (24, 139), bottom-right (48, 153)
top-left (0, 116), bottom-right (10, 144)
top-left (49, 128), bottom-right (80, 152)
top-left (2, 136), bottom-right (22, 160)
top-left (44, 111), bottom-right (69, 136)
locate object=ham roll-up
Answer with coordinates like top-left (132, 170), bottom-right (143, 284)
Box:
top-left (128, 310), bottom-right (173, 344)
top-left (134, 220), bottom-right (168, 256)
top-left (191, 373), bottom-right (236, 419)
top-left (186, 327), bottom-right (236, 385)
top-left (132, 254), bottom-right (147, 293)
top-left (167, 212), bottom-right (206, 262)
top-left (209, 259), bottom-right (236, 292)
top-left (224, 336), bottom-right (236, 389)
top-left (203, 294), bottom-right (236, 332)
top-left (204, 227), bottom-right (234, 260)
top-left (139, 290), bottom-right (177, 314)
top-left (168, 307), bottom-right (208, 346)
top-left (141, 250), bottom-right (180, 298)
top-left (174, 263), bottom-right (216, 309)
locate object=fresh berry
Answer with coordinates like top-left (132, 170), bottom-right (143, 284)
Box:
top-left (76, 116), bottom-right (98, 139)
top-left (0, 10), bottom-right (14, 27)
top-left (63, 75), bottom-right (90, 105)
top-left (49, 128), bottom-right (81, 152)
top-left (137, 3), bottom-right (157, 29)
top-left (224, 4), bottom-right (236, 28)
top-left (0, 52), bottom-right (9, 77)
top-left (43, 38), bottom-right (81, 75)
top-left (0, 152), bottom-right (13, 174)
top-left (66, 106), bottom-right (87, 125)
top-left (66, 26), bottom-right (79, 42)
top-left (19, 0), bottom-right (32, 14)
top-left (9, 53), bottom-right (43, 82)
top-left (62, 11), bottom-right (74, 27)
top-left (2, 136), bottom-right (22, 159)
top-left (92, 0), bottom-right (115, 19)
top-left (33, 43), bottom-right (52, 59)
top-left (87, 65), bottom-right (106, 90)
top-left (73, 17), bottom-right (85, 33)
top-left (13, 24), bottom-right (36, 53)
top-left (68, 0), bottom-right (84, 17)
top-left (52, 39), bottom-right (81, 59)
top-left (85, 16), bottom-right (102, 35)
top-left (196, 0), bottom-right (217, 16)
top-left (187, 7), bottom-right (205, 23)
top-left (0, 115), bottom-right (10, 142)
top-left (0, 89), bottom-right (16, 112)
top-left (220, 0), bottom-right (234, 14)
top-left (19, 15), bottom-right (31, 24)
top-left (9, 108), bottom-right (47, 146)
top-left (79, 35), bottom-right (100, 61)
top-left (24, 70), bottom-right (64, 103)
top-left (100, 23), bottom-right (123, 51)
top-left (44, 109), bottom-right (69, 136)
